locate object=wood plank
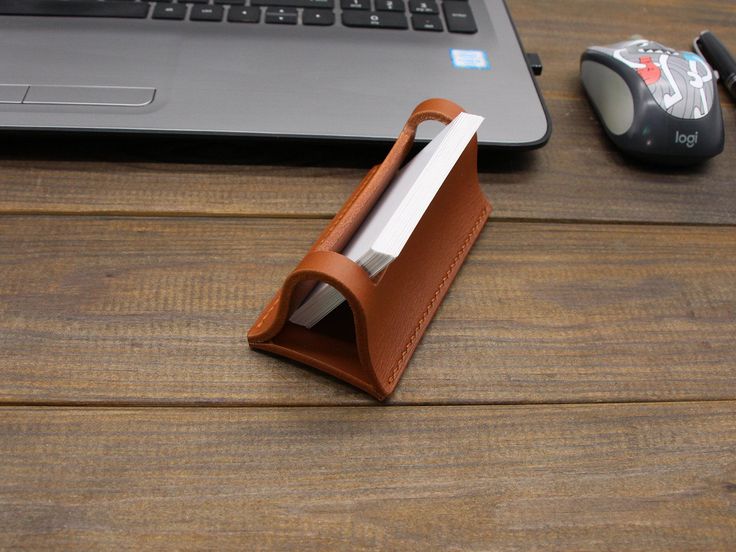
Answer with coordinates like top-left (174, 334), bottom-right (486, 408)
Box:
top-left (1, 402), bottom-right (735, 550)
top-left (0, 0), bottom-right (734, 224)
top-left (1, 216), bottom-right (734, 405)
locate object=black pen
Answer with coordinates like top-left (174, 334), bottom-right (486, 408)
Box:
top-left (694, 30), bottom-right (736, 102)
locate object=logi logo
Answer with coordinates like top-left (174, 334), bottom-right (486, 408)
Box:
top-left (675, 130), bottom-right (699, 148)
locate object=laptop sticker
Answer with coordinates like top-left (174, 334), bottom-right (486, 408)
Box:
top-left (450, 49), bottom-right (490, 70)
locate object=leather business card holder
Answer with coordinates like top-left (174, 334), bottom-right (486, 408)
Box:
top-left (248, 98), bottom-right (492, 400)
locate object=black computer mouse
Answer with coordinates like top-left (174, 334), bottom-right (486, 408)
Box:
top-left (580, 38), bottom-right (724, 165)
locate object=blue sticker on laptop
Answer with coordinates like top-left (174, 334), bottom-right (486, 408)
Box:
top-left (450, 49), bottom-right (490, 70)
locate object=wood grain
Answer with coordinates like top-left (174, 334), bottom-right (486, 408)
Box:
top-left (0, 0), bottom-right (734, 224)
top-left (2, 1), bottom-right (735, 547)
top-left (1, 402), bottom-right (734, 551)
top-left (1, 216), bottom-right (734, 405)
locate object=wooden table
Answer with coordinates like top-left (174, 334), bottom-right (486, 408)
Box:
top-left (1, 1), bottom-right (735, 549)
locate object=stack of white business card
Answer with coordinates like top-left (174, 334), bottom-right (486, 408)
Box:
top-left (289, 111), bottom-right (484, 328)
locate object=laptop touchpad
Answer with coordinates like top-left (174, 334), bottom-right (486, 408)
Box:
top-left (22, 85), bottom-right (155, 107)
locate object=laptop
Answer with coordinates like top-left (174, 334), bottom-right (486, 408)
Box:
top-left (0, 0), bottom-right (550, 148)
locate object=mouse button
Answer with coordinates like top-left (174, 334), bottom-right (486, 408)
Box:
top-left (635, 52), bottom-right (716, 121)
top-left (23, 86), bottom-right (155, 107)
top-left (581, 60), bottom-right (635, 136)
top-left (0, 84), bottom-right (29, 104)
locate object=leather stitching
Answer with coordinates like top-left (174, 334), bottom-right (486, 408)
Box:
top-left (252, 291), bottom-right (281, 334)
top-left (387, 205), bottom-right (489, 384)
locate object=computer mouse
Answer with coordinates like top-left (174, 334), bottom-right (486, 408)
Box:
top-left (580, 38), bottom-right (724, 165)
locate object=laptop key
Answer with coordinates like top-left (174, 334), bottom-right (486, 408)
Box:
top-left (342, 11), bottom-right (408, 28)
top-left (228, 6), bottom-right (260, 22)
top-left (341, 0), bottom-right (369, 9)
top-left (254, 0), bottom-right (334, 7)
top-left (442, 1), bottom-right (476, 33)
top-left (375, 0), bottom-right (404, 11)
top-left (265, 6), bottom-right (297, 24)
top-left (0, 0), bottom-right (149, 18)
top-left (411, 13), bottom-right (441, 30)
top-left (303, 9), bottom-right (334, 25)
top-left (153, 3), bottom-right (187, 19)
top-left (409, 0), bottom-right (437, 14)
top-left (190, 4), bottom-right (224, 20)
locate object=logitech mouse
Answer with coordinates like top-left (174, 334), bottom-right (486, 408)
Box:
top-left (580, 38), bottom-right (724, 165)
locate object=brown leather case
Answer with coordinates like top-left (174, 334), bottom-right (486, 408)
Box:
top-left (248, 98), bottom-right (492, 400)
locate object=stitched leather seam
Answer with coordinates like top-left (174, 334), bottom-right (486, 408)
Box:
top-left (252, 291), bottom-right (281, 334)
top-left (387, 206), bottom-right (489, 384)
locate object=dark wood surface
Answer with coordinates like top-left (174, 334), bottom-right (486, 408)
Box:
top-left (1, 217), bottom-right (735, 405)
top-left (2, 403), bottom-right (735, 550)
top-left (1, 0), bottom-right (735, 548)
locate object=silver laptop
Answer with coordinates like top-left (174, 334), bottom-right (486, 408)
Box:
top-left (0, 0), bottom-right (550, 148)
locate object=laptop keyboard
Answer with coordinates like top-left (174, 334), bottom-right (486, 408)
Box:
top-left (0, 0), bottom-right (477, 32)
